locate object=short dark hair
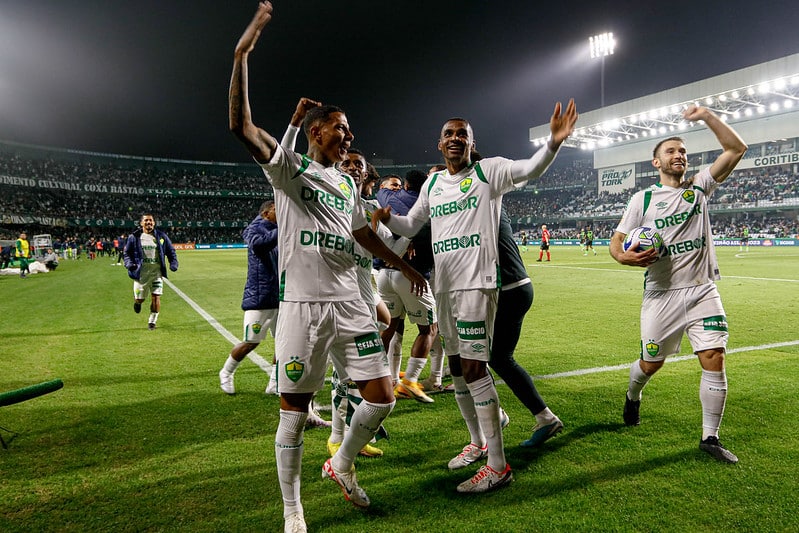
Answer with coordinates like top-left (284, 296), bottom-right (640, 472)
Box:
top-left (404, 170), bottom-right (427, 192)
top-left (303, 105), bottom-right (345, 137)
top-left (653, 136), bottom-right (684, 158)
top-left (259, 200), bottom-right (275, 214)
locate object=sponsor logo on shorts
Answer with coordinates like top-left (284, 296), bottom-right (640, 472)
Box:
top-left (471, 342), bottom-right (486, 353)
top-left (285, 357), bottom-right (305, 382)
top-left (355, 332), bottom-right (383, 357)
top-left (703, 315), bottom-right (728, 332)
top-left (457, 320), bottom-right (486, 341)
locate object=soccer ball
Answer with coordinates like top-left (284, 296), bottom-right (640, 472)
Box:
top-left (622, 226), bottom-right (665, 256)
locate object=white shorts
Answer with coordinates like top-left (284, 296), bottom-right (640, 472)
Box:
top-left (133, 277), bottom-right (163, 300)
top-left (242, 308), bottom-right (278, 343)
top-left (376, 269), bottom-right (437, 325)
top-left (436, 288), bottom-right (497, 362)
top-left (640, 283), bottom-right (728, 362)
top-left (274, 300), bottom-right (389, 394)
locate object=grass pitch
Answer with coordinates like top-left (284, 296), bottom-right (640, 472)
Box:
top-left (1, 245), bottom-right (798, 532)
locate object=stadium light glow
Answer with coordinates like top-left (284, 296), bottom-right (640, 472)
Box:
top-left (589, 32), bottom-right (615, 108)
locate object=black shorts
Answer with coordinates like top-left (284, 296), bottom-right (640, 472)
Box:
top-left (540, 242), bottom-right (550, 251)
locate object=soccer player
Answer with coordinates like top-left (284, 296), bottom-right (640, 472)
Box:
top-left (219, 201), bottom-right (279, 395)
top-left (609, 105), bottom-right (747, 464)
top-left (536, 224), bottom-right (551, 262)
top-left (372, 100), bottom-right (578, 492)
top-left (739, 225), bottom-right (750, 252)
top-left (376, 169), bottom-right (439, 404)
top-left (228, 4), bottom-right (427, 531)
top-left (14, 232), bottom-right (31, 278)
top-left (123, 214), bottom-right (179, 330)
top-left (584, 225), bottom-right (597, 256)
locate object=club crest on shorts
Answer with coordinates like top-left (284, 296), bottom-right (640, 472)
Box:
top-left (251, 323), bottom-right (262, 334)
top-left (285, 356), bottom-right (305, 382)
top-left (645, 340), bottom-right (660, 357)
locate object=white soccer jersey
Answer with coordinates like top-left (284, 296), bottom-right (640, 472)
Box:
top-left (403, 157), bottom-right (517, 294)
top-left (258, 146), bottom-right (367, 302)
top-left (617, 167), bottom-right (721, 290)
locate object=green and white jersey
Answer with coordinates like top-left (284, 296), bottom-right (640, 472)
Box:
top-left (617, 167), bottom-right (720, 290)
top-left (405, 157), bottom-right (516, 294)
top-left (258, 146), bottom-right (367, 302)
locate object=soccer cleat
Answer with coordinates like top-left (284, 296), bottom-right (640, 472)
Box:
top-left (322, 458), bottom-right (370, 508)
top-left (623, 394), bottom-right (641, 426)
top-left (358, 442), bottom-right (384, 458)
top-left (148, 322), bottom-right (157, 330)
top-left (520, 417), bottom-right (563, 448)
top-left (448, 443), bottom-right (488, 470)
top-left (219, 369), bottom-right (235, 395)
top-left (456, 463), bottom-right (513, 493)
top-left (327, 439), bottom-right (341, 457)
top-left (133, 302), bottom-right (142, 313)
top-left (500, 407), bottom-right (510, 430)
top-left (699, 436), bottom-right (739, 464)
top-left (419, 377), bottom-right (444, 393)
top-left (305, 408), bottom-right (332, 429)
top-left (393, 382), bottom-right (412, 399)
top-left (396, 379), bottom-right (434, 403)
top-left (284, 512), bottom-right (306, 533)
top-left (443, 383), bottom-right (455, 392)
top-left (327, 439), bottom-right (383, 458)
top-left (535, 259), bottom-right (542, 262)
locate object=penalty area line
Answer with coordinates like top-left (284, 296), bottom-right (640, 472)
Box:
top-left (164, 279), bottom-right (272, 374)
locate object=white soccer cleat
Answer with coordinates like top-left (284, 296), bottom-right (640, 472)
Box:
top-left (448, 443), bottom-right (488, 470)
top-left (284, 512), bottom-right (306, 533)
top-left (305, 408), bottom-right (332, 429)
top-left (219, 369), bottom-right (235, 395)
top-left (322, 458), bottom-right (370, 508)
top-left (456, 463), bottom-right (513, 493)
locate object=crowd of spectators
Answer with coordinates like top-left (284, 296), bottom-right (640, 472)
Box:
top-left (2, 141), bottom-right (797, 244)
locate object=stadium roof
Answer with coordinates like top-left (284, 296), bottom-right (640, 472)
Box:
top-left (529, 53), bottom-right (799, 163)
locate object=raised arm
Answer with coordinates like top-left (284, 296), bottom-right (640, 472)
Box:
top-left (280, 97), bottom-right (322, 150)
top-left (228, 2), bottom-right (278, 164)
top-left (683, 105), bottom-right (747, 183)
top-left (510, 99), bottom-right (578, 183)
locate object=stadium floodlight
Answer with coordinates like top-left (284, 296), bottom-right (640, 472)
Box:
top-left (589, 32), bottom-right (615, 108)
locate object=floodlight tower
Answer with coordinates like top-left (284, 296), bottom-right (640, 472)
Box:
top-left (589, 32), bottom-right (615, 108)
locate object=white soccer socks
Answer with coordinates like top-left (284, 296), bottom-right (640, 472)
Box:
top-left (699, 369), bottom-right (728, 440)
top-left (275, 409), bottom-right (307, 518)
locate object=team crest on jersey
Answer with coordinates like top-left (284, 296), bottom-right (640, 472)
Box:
top-left (681, 190), bottom-right (695, 203)
top-left (338, 182), bottom-right (353, 199)
top-left (284, 356), bottom-right (305, 382)
top-left (645, 340), bottom-right (660, 357)
top-left (459, 177), bottom-right (472, 193)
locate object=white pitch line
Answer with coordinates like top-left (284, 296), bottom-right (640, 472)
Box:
top-left (164, 278), bottom-right (272, 373)
top-left (529, 264), bottom-right (799, 283)
top-left (166, 279), bottom-right (798, 386)
top-left (532, 340), bottom-right (799, 380)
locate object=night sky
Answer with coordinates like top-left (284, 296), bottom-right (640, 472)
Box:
top-left (1, 0), bottom-right (797, 164)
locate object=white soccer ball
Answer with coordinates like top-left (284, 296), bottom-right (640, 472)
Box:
top-left (622, 226), bottom-right (665, 256)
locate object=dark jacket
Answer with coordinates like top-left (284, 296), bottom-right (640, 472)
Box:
top-left (241, 215), bottom-right (279, 310)
top-left (374, 188), bottom-right (434, 276)
top-left (123, 228), bottom-right (179, 280)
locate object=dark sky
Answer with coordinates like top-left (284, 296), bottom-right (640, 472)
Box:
top-left (1, 0), bottom-right (798, 165)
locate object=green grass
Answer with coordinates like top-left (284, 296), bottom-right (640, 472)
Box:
top-left (1, 246), bottom-right (798, 532)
